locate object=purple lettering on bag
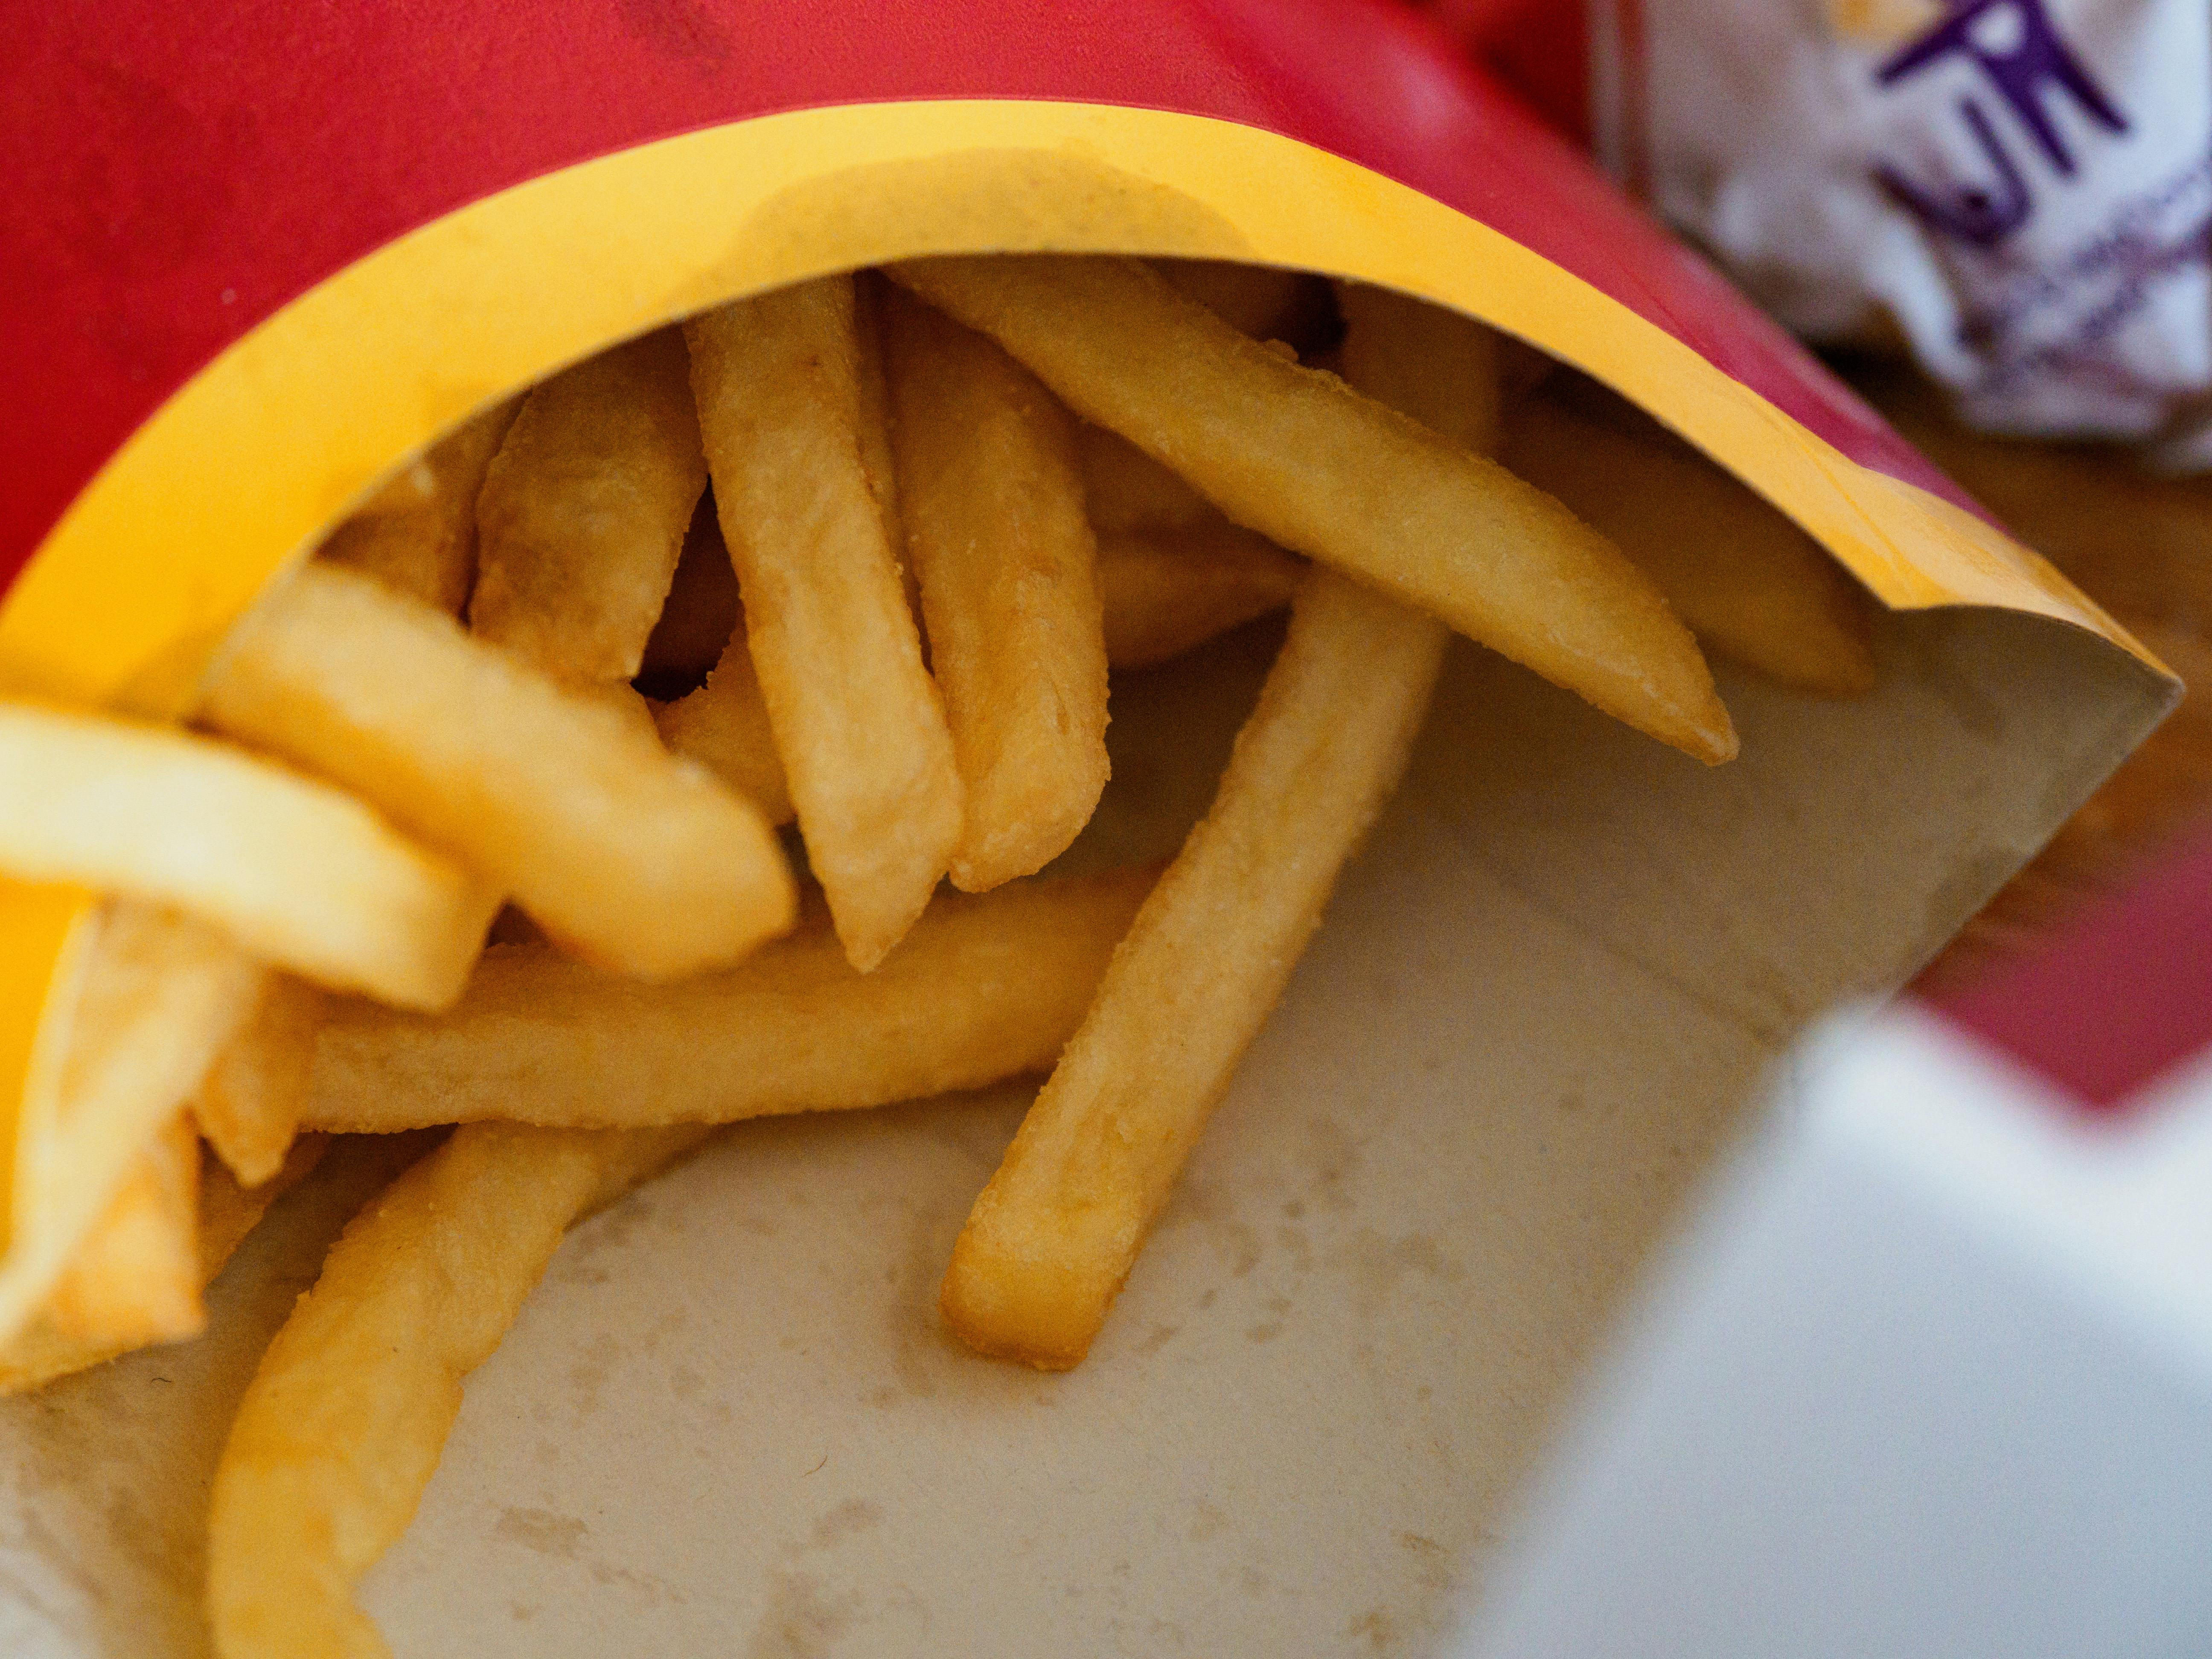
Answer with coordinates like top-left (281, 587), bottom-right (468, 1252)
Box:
top-left (1876, 99), bottom-right (2031, 246)
top-left (1872, 0), bottom-right (2129, 248)
top-left (1879, 0), bottom-right (2127, 175)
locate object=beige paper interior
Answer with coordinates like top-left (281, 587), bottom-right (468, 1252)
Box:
top-left (0, 596), bottom-right (2169, 1655)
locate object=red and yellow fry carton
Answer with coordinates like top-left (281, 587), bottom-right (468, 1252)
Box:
top-left (0, 0), bottom-right (2177, 1649)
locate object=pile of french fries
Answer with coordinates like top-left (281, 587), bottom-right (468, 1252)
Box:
top-left (0, 255), bottom-right (1876, 1656)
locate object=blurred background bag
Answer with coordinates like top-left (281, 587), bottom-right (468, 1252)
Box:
top-left (1439, 0), bottom-right (2212, 462)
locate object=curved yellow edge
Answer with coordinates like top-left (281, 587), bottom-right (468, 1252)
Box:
top-left (0, 99), bottom-right (2160, 1263)
top-left (0, 883), bottom-right (97, 1254)
top-left (0, 99), bottom-right (2148, 720)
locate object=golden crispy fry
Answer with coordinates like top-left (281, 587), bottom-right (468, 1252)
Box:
top-left (0, 1135), bottom-right (328, 1396)
top-left (883, 287), bottom-right (1110, 890)
top-left (0, 904), bottom-right (264, 1344)
top-left (195, 974), bottom-right (324, 1187)
top-left (651, 626), bottom-right (793, 825)
top-left (658, 532), bottom-right (1297, 818)
top-left (887, 255), bottom-right (1734, 762)
top-left (45, 1110), bottom-right (203, 1348)
top-left (318, 399), bottom-right (520, 615)
top-left (202, 563), bottom-right (795, 980)
top-left (469, 329), bottom-right (707, 683)
top-left (0, 701), bottom-right (497, 1008)
top-left (686, 276), bottom-right (963, 969)
top-left (1151, 259), bottom-right (1329, 345)
top-left (207, 1120), bottom-right (713, 1659)
top-left (1076, 422), bottom-right (1216, 535)
top-left (638, 498), bottom-right (741, 682)
top-left (1504, 396), bottom-right (1875, 696)
top-left (303, 867), bottom-right (1153, 1132)
top-left (1097, 524), bottom-right (1303, 669)
top-left (942, 570), bottom-right (1447, 1368)
top-left (1336, 281), bottom-right (1501, 456)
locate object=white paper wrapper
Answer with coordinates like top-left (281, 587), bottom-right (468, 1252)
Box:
top-left (1595, 0), bottom-right (2212, 451)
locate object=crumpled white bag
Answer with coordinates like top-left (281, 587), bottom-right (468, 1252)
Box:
top-left (1592, 0), bottom-right (2212, 461)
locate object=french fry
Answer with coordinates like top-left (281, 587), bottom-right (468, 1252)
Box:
top-left (887, 255), bottom-right (1735, 763)
top-left (201, 563), bottom-right (796, 980)
top-left (318, 399), bottom-right (520, 615)
top-left (659, 525), bottom-right (1298, 817)
top-left (469, 329), bottom-right (707, 683)
top-left (1077, 411), bottom-right (1303, 664)
top-left (938, 277), bottom-right (1476, 1367)
top-left (198, 1133), bottom-right (332, 1270)
top-left (1152, 259), bottom-right (1328, 346)
top-left (638, 498), bottom-right (741, 683)
top-left (0, 701), bottom-right (497, 1008)
top-left (303, 867), bottom-right (1154, 1132)
top-left (651, 626), bottom-right (793, 825)
top-left (852, 272), bottom-right (905, 538)
top-left (1096, 524), bottom-right (1303, 670)
top-left (1076, 422), bottom-right (1216, 535)
top-left (942, 570), bottom-right (1448, 1368)
top-left (1504, 396), bottom-right (1876, 696)
top-left (883, 285), bottom-right (1111, 890)
top-left (854, 270), bottom-right (925, 627)
top-left (1336, 280), bottom-right (1501, 456)
top-left (207, 1120), bottom-right (713, 1659)
top-left (576, 677), bottom-right (664, 741)
top-left (0, 1135), bottom-right (328, 1396)
top-left (45, 1110), bottom-right (203, 1348)
top-left (0, 904), bottom-right (264, 1345)
top-left (686, 276), bottom-right (963, 969)
top-left (195, 974), bottom-right (324, 1188)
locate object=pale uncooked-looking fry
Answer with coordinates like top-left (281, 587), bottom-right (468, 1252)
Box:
top-left (942, 570), bottom-right (1448, 1368)
top-left (1504, 396), bottom-right (1876, 696)
top-left (686, 276), bottom-right (963, 970)
top-left (195, 974), bottom-right (324, 1187)
top-left (0, 904), bottom-right (265, 1345)
top-left (887, 255), bottom-right (1735, 763)
top-left (45, 1110), bottom-right (203, 1348)
top-left (1076, 422), bottom-right (1216, 535)
top-left (651, 626), bottom-right (793, 825)
top-left (0, 1135), bottom-right (328, 1396)
top-left (207, 1120), bottom-right (713, 1659)
top-left (318, 399), bottom-right (520, 616)
top-left (469, 329), bottom-right (707, 683)
top-left (201, 563), bottom-right (795, 980)
top-left (1336, 280), bottom-right (1502, 457)
top-left (884, 285), bottom-right (1110, 891)
top-left (0, 702), bottom-right (497, 1009)
top-left (1097, 525), bottom-right (1303, 670)
top-left (303, 867), bottom-right (1154, 1132)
